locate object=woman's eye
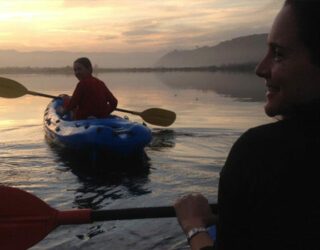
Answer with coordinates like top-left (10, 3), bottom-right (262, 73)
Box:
top-left (273, 48), bottom-right (283, 61)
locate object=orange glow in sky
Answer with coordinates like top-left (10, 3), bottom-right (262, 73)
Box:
top-left (0, 0), bottom-right (281, 52)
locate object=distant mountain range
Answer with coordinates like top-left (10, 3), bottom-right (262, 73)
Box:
top-left (0, 50), bottom-right (165, 68)
top-left (155, 33), bottom-right (268, 67)
top-left (0, 34), bottom-right (268, 68)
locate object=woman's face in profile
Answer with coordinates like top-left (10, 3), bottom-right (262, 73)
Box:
top-left (255, 5), bottom-right (320, 117)
top-left (73, 62), bottom-right (91, 81)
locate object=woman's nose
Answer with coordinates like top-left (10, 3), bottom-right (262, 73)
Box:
top-left (255, 55), bottom-right (270, 79)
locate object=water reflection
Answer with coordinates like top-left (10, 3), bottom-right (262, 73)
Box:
top-left (48, 145), bottom-right (152, 211)
top-left (149, 129), bottom-right (176, 150)
top-left (73, 172), bottom-right (151, 210)
top-left (156, 71), bottom-right (265, 102)
top-left (49, 143), bottom-right (149, 171)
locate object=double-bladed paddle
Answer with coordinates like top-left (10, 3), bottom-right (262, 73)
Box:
top-left (0, 76), bottom-right (176, 127)
top-left (0, 186), bottom-right (217, 249)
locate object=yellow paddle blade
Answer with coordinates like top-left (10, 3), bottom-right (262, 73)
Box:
top-left (140, 108), bottom-right (176, 127)
top-left (0, 77), bottom-right (28, 98)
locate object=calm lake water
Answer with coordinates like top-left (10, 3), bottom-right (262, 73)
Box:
top-left (0, 71), bottom-right (272, 249)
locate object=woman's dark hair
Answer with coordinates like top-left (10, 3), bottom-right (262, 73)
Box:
top-left (284, 0), bottom-right (320, 67)
top-left (74, 57), bottom-right (93, 73)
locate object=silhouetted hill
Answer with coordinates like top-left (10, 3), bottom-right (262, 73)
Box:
top-left (155, 34), bottom-right (267, 67)
top-left (0, 34), bottom-right (267, 69)
top-left (0, 50), bottom-right (166, 68)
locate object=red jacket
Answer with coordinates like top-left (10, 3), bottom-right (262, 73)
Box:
top-left (65, 76), bottom-right (118, 120)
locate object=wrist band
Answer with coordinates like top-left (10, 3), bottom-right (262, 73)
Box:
top-left (207, 225), bottom-right (217, 241)
top-left (186, 227), bottom-right (208, 243)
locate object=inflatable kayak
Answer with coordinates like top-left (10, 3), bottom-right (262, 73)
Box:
top-left (44, 98), bottom-right (152, 159)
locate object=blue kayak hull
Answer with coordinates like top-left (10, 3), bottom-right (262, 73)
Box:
top-left (44, 99), bottom-right (152, 158)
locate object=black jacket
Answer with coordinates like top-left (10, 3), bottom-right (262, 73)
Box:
top-left (217, 114), bottom-right (320, 250)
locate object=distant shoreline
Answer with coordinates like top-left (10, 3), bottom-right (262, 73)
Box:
top-left (0, 62), bottom-right (257, 75)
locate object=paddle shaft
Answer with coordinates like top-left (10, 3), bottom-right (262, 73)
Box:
top-left (26, 89), bottom-right (173, 126)
top-left (115, 107), bottom-right (140, 115)
top-left (27, 90), bottom-right (57, 99)
top-left (56, 204), bottom-right (218, 224)
top-left (26, 91), bottom-right (167, 125)
top-left (90, 204), bottom-right (218, 222)
top-left (1, 185), bottom-right (216, 224)
top-left (0, 76), bottom-right (176, 126)
top-left (25, 91), bottom-right (151, 118)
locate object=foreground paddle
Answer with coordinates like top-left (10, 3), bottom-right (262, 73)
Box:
top-left (0, 76), bottom-right (176, 126)
top-left (0, 186), bottom-right (217, 249)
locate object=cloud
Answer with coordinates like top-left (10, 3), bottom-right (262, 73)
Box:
top-left (0, 0), bottom-right (281, 52)
top-left (123, 23), bottom-right (161, 37)
top-left (99, 35), bottom-right (118, 41)
top-left (62, 0), bottom-right (110, 8)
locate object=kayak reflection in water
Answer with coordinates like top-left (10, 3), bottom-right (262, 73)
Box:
top-left (174, 1), bottom-right (320, 249)
top-left (58, 57), bottom-right (118, 120)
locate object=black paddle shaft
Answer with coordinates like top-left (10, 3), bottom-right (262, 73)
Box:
top-left (91, 204), bottom-right (218, 221)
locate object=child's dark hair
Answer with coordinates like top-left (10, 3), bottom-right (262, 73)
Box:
top-left (74, 57), bottom-right (93, 73)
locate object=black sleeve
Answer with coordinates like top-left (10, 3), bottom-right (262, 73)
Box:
top-left (216, 129), bottom-right (259, 249)
top-left (200, 246), bottom-right (215, 250)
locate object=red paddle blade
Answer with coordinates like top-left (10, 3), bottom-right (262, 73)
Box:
top-left (0, 186), bottom-right (59, 249)
top-left (0, 186), bottom-right (92, 250)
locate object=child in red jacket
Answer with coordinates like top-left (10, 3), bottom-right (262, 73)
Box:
top-left (60, 57), bottom-right (118, 120)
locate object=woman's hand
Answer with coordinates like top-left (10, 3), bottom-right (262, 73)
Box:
top-left (56, 105), bottom-right (65, 115)
top-left (56, 94), bottom-right (70, 116)
top-left (174, 193), bottom-right (215, 234)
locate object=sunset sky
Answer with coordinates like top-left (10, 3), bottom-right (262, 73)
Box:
top-left (0, 0), bottom-right (282, 53)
